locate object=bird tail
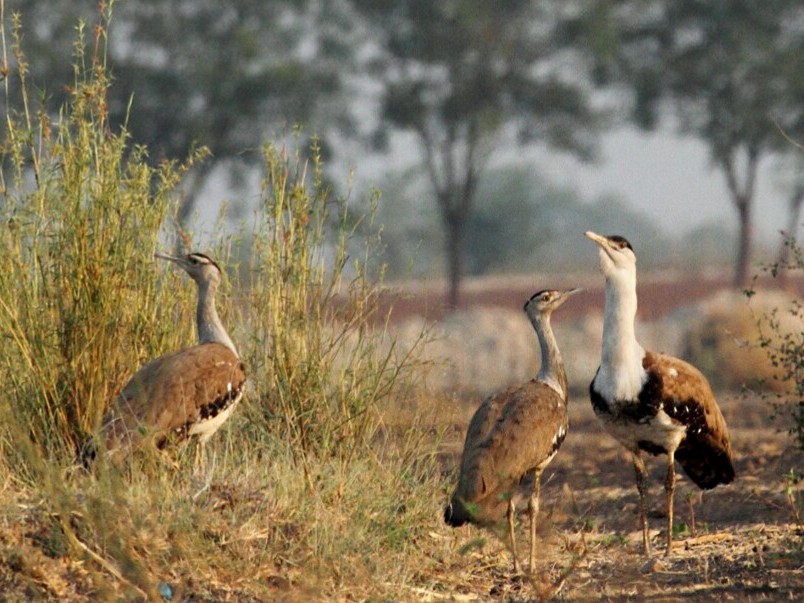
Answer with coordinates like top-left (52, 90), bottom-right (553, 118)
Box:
top-left (77, 436), bottom-right (98, 469)
top-left (443, 496), bottom-right (475, 527)
top-left (677, 442), bottom-right (735, 489)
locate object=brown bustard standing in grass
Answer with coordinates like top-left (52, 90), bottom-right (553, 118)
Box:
top-left (585, 231), bottom-right (734, 557)
top-left (444, 288), bottom-right (581, 573)
top-left (103, 252), bottom-right (246, 463)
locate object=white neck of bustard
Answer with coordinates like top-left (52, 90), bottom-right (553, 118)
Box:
top-left (529, 311), bottom-right (568, 400)
top-left (196, 280), bottom-right (238, 357)
top-left (598, 267), bottom-right (646, 399)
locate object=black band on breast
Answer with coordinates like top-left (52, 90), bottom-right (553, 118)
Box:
top-left (589, 369), bottom-right (663, 423)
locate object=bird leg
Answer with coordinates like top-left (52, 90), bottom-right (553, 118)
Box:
top-left (190, 440), bottom-right (216, 501)
top-left (194, 440), bottom-right (203, 471)
top-left (528, 479), bottom-right (541, 574)
top-left (664, 450), bottom-right (676, 557)
top-left (507, 498), bottom-right (521, 574)
top-left (632, 451), bottom-right (651, 555)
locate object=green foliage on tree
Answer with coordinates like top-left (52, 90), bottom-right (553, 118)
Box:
top-left (374, 165), bottom-right (675, 278)
top-left (582, 0), bottom-right (804, 287)
top-left (6, 0), bottom-right (346, 225)
top-left (347, 0), bottom-right (600, 306)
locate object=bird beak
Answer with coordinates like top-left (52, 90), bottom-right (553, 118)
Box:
top-left (154, 251), bottom-right (186, 268)
top-left (557, 287), bottom-right (583, 305)
top-left (584, 231), bottom-right (609, 248)
top-left (154, 251), bottom-right (179, 262)
top-left (584, 230), bottom-right (618, 261)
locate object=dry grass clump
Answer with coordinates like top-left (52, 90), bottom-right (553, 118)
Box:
top-left (682, 289), bottom-right (802, 391)
top-left (0, 13), bottom-right (204, 461)
top-left (392, 307), bottom-right (538, 397)
top-left (0, 9), bottom-right (444, 600)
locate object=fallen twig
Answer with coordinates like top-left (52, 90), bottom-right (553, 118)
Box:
top-left (682, 533), bottom-right (734, 547)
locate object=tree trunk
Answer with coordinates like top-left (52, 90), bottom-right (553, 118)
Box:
top-left (444, 211), bottom-right (465, 310)
top-left (734, 198), bottom-right (752, 288)
top-left (721, 149), bottom-right (759, 290)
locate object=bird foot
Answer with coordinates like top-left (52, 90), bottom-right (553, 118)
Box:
top-left (190, 474), bottom-right (212, 501)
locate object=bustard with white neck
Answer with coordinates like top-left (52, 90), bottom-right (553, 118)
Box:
top-left (585, 231), bottom-right (734, 557)
top-left (104, 252), bottom-right (246, 458)
top-left (444, 288), bottom-right (581, 574)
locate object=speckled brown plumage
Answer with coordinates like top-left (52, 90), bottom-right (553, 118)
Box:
top-left (104, 343), bottom-right (247, 451)
top-left (444, 287), bottom-right (580, 574)
top-left (448, 379), bottom-right (568, 527)
top-left (590, 352), bottom-right (734, 489)
top-left (642, 352), bottom-right (734, 488)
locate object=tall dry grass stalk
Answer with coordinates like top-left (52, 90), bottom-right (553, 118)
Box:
top-left (0, 4), bottom-right (204, 466)
top-left (0, 6), bottom-right (445, 599)
top-left (243, 140), bottom-right (419, 470)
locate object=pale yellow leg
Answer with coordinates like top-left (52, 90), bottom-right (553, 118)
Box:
top-left (528, 479), bottom-right (541, 574)
top-left (665, 450), bottom-right (676, 557)
top-left (507, 499), bottom-right (520, 573)
top-left (633, 451), bottom-right (651, 556)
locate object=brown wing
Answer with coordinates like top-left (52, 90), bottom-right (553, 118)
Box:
top-left (105, 343), bottom-right (246, 450)
top-left (451, 380), bottom-right (568, 525)
top-left (457, 389), bottom-right (508, 474)
top-left (643, 352), bottom-right (735, 488)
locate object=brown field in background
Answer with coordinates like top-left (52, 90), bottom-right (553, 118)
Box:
top-left (377, 270), bottom-right (804, 324)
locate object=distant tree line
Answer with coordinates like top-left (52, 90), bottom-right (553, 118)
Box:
top-left (574, 0), bottom-right (804, 287)
top-left (3, 0), bottom-right (803, 301)
top-left (374, 164), bottom-right (737, 280)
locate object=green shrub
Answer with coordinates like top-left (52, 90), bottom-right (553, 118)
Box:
top-left (244, 139), bottom-right (416, 467)
top-left (0, 10), bottom-right (204, 464)
top-left (0, 9), bottom-right (437, 599)
top-left (747, 237), bottom-right (804, 451)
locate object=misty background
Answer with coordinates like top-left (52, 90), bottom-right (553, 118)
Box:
top-left (4, 0), bottom-right (803, 305)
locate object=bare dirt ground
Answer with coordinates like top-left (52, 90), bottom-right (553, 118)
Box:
top-left (428, 391), bottom-right (803, 602)
top-left (386, 272), bottom-right (803, 601)
top-left (2, 391), bottom-right (799, 602)
top-left (1, 273), bottom-right (801, 601)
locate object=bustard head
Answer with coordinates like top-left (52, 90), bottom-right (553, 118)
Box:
top-left (584, 231), bottom-right (636, 278)
top-left (524, 288), bottom-right (582, 319)
top-left (154, 251), bottom-right (222, 288)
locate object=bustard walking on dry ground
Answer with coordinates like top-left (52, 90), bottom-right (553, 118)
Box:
top-left (585, 231), bottom-right (734, 557)
top-left (103, 252), bottom-right (246, 462)
top-left (444, 288), bottom-right (581, 573)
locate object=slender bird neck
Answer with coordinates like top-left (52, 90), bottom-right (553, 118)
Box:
top-left (597, 269), bottom-right (646, 400)
top-left (196, 281), bottom-right (238, 357)
top-left (530, 312), bottom-right (568, 400)
top-left (601, 270), bottom-right (642, 366)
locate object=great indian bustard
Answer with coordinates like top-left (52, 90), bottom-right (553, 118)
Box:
top-left (585, 231), bottom-right (734, 557)
top-left (444, 288), bottom-right (581, 574)
top-left (103, 252), bottom-right (246, 462)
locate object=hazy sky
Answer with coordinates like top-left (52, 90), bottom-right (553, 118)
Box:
top-left (344, 126), bottom-right (795, 247)
top-left (522, 127), bottom-right (792, 244)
